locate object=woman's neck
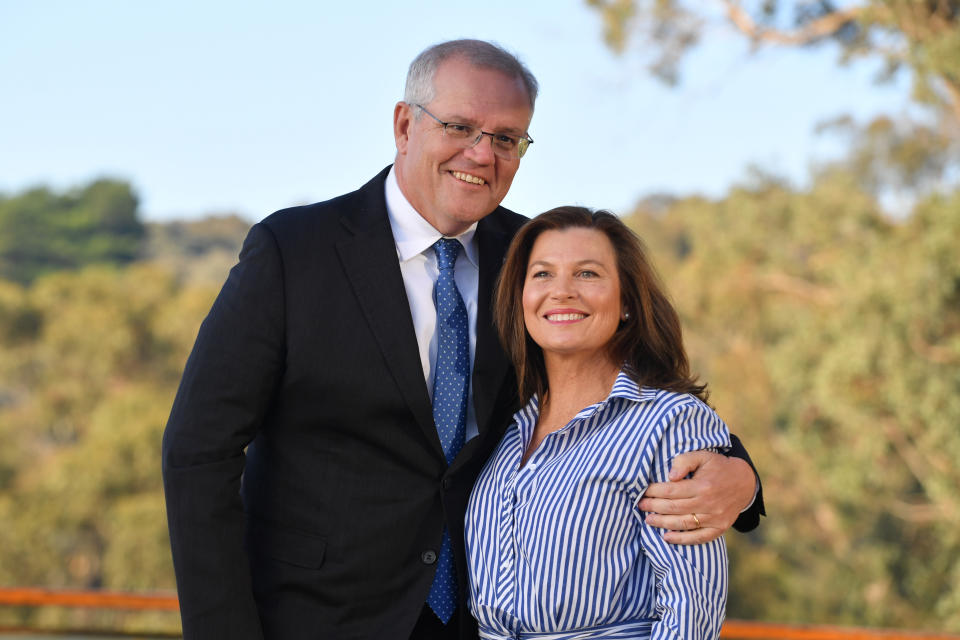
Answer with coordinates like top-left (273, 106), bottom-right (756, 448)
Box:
top-left (541, 352), bottom-right (621, 418)
top-left (519, 353), bottom-right (620, 467)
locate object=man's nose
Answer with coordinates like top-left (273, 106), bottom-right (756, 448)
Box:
top-left (464, 132), bottom-right (497, 164)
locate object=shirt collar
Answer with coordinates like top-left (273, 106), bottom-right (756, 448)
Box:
top-left (515, 368), bottom-right (658, 427)
top-left (385, 166), bottom-right (479, 266)
top-left (608, 369), bottom-right (659, 404)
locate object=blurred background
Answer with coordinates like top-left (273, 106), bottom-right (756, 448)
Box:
top-left (1, 0), bottom-right (958, 635)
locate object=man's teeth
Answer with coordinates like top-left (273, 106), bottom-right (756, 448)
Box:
top-left (452, 171), bottom-right (485, 185)
top-left (547, 313), bottom-right (585, 322)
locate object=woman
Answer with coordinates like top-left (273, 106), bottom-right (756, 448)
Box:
top-left (465, 207), bottom-right (729, 640)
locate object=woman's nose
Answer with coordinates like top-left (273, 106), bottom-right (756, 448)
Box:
top-left (549, 275), bottom-right (576, 299)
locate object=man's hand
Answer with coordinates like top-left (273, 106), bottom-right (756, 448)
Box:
top-left (638, 451), bottom-right (756, 545)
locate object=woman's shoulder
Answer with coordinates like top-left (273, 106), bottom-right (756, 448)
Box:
top-left (640, 388), bottom-right (731, 450)
top-left (632, 388), bottom-right (726, 431)
top-left (638, 387), bottom-right (712, 412)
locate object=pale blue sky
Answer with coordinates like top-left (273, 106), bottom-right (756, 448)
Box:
top-left (1, 0), bottom-right (910, 221)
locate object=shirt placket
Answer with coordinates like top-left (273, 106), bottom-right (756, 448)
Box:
top-left (494, 428), bottom-right (526, 636)
top-left (510, 408), bottom-right (603, 635)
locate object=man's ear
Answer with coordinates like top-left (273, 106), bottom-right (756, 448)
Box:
top-left (394, 102), bottom-right (412, 154)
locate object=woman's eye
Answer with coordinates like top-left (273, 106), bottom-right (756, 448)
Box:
top-left (531, 271), bottom-right (550, 279)
top-left (578, 270), bottom-right (598, 278)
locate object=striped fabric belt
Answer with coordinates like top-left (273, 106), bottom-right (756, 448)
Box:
top-left (478, 619), bottom-right (654, 640)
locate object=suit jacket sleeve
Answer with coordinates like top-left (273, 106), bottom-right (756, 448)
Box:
top-left (162, 223), bottom-right (286, 639)
top-left (727, 433), bottom-right (765, 532)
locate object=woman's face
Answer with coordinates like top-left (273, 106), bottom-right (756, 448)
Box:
top-left (522, 227), bottom-right (622, 363)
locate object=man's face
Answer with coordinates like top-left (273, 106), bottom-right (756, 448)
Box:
top-left (393, 57), bottom-right (533, 236)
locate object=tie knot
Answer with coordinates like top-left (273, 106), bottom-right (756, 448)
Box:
top-left (433, 238), bottom-right (461, 271)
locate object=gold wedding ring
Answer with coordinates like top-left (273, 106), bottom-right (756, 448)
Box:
top-left (691, 513), bottom-right (702, 529)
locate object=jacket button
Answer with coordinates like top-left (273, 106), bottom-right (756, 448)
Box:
top-left (421, 550), bottom-right (437, 565)
top-left (442, 477), bottom-right (452, 490)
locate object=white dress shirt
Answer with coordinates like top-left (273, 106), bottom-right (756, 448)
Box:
top-left (384, 166), bottom-right (481, 441)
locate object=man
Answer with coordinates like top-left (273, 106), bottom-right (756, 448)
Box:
top-left (162, 39), bottom-right (763, 640)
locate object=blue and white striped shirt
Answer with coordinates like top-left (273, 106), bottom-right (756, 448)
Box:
top-left (465, 371), bottom-right (730, 640)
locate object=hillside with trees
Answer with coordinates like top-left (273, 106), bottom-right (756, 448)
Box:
top-left (0, 185), bottom-right (246, 632)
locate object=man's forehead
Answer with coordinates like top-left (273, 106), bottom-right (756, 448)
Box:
top-left (428, 61), bottom-right (533, 128)
top-left (433, 58), bottom-right (531, 101)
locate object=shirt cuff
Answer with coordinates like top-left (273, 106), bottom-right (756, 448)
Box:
top-left (740, 478), bottom-right (760, 514)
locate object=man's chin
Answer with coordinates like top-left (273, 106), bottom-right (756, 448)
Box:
top-left (457, 208), bottom-right (498, 226)
top-left (446, 201), bottom-right (500, 224)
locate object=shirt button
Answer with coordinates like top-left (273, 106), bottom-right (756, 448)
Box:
top-left (421, 550), bottom-right (437, 565)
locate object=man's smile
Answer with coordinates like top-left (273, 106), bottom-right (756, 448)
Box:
top-left (451, 170), bottom-right (486, 185)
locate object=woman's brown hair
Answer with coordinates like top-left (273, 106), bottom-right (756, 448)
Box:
top-left (493, 206), bottom-right (707, 404)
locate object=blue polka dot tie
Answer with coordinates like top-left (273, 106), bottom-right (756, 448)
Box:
top-left (426, 237), bottom-right (470, 624)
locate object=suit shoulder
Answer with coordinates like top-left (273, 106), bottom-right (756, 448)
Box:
top-left (487, 206), bottom-right (530, 235)
top-left (256, 168), bottom-right (389, 241)
top-left (259, 189), bottom-right (362, 234)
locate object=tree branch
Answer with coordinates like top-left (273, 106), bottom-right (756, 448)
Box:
top-left (719, 0), bottom-right (867, 45)
top-left (882, 419), bottom-right (959, 522)
top-left (890, 497), bottom-right (945, 523)
top-left (937, 75), bottom-right (960, 126)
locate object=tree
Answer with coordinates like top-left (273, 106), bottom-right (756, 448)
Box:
top-left (0, 264), bottom-right (221, 633)
top-left (0, 180), bottom-right (145, 284)
top-left (586, 0), bottom-right (960, 124)
top-left (585, 1), bottom-right (960, 629)
top-left (622, 158), bottom-right (960, 629)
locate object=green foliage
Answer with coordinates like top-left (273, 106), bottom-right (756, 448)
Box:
top-left (0, 262), bottom-right (222, 633)
top-left (585, 5), bottom-right (960, 626)
top-left (0, 193), bottom-right (246, 631)
top-left (815, 116), bottom-right (959, 203)
top-left (624, 141), bottom-right (960, 629)
top-left (586, 0), bottom-right (640, 54)
top-left (0, 180), bottom-right (145, 284)
top-left (143, 214), bottom-right (251, 286)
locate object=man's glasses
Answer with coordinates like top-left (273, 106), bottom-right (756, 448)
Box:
top-left (413, 103), bottom-right (534, 160)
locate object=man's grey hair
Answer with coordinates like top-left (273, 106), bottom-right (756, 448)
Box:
top-left (404, 39), bottom-right (539, 114)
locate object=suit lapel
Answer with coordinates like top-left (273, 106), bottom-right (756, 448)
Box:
top-left (335, 170), bottom-right (442, 459)
top-left (335, 173), bottom-right (521, 465)
top-left (471, 211), bottom-right (516, 438)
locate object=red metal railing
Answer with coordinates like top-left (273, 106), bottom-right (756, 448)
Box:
top-left (0, 588), bottom-right (957, 639)
top-left (721, 620), bottom-right (960, 640)
top-left (0, 588), bottom-right (178, 611)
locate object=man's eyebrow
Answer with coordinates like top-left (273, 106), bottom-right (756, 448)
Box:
top-left (441, 112), bottom-right (477, 125)
top-left (488, 123), bottom-right (528, 136)
top-left (444, 113), bottom-right (527, 135)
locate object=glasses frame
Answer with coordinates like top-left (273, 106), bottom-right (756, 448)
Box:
top-left (412, 103), bottom-right (534, 160)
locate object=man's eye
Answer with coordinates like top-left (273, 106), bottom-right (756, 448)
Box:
top-left (445, 123), bottom-right (473, 136)
top-left (494, 134), bottom-right (517, 147)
